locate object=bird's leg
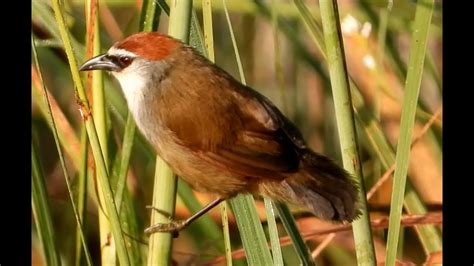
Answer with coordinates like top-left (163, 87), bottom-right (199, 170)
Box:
top-left (145, 197), bottom-right (224, 236)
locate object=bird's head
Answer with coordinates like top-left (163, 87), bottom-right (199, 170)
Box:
top-left (80, 32), bottom-right (181, 73)
top-left (79, 32), bottom-right (183, 104)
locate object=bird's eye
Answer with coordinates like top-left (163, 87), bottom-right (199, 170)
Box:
top-left (119, 56), bottom-right (133, 67)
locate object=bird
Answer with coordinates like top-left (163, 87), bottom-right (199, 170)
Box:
top-left (80, 32), bottom-right (360, 234)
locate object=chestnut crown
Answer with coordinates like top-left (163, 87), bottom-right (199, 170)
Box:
top-left (79, 32), bottom-right (181, 72)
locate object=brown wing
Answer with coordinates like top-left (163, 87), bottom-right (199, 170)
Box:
top-left (159, 56), bottom-right (303, 179)
top-left (198, 87), bottom-right (302, 178)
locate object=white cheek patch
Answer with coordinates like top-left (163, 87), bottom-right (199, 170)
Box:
top-left (107, 46), bottom-right (171, 127)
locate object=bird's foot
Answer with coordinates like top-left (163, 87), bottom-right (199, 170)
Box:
top-left (144, 219), bottom-right (187, 238)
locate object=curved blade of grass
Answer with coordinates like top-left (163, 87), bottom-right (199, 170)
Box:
top-left (385, 1), bottom-right (435, 265)
top-left (147, 1), bottom-right (193, 265)
top-left (32, 140), bottom-right (61, 266)
top-left (223, 0), bottom-right (273, 264)
top-left (319, 0), bottom-right (376, 265)
top-left (32, 34), bottom-right (93, 266)
top-left (50, 0), bottom-right (130, 264)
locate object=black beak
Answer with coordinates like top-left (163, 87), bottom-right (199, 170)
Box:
top-left (79, 54), bottom-right (121, 72)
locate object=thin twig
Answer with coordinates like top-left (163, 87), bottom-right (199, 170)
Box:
top-left (311, 233), bottom-right (336, 259)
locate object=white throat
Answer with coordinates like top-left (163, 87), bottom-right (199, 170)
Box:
top-left (107, 47), bottom-right (170, 116)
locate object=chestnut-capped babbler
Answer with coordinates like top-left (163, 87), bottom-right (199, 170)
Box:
top-left (80, 32), bottom-right (360, 234)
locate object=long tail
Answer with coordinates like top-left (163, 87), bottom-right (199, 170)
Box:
top-left (260, 149), bottom-right (360, 222)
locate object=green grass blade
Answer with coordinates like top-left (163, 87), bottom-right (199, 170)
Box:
top-left (386, 0), bottom-right (434, 265)
top-left (275, 203), bottom-right (315, 266)
top-left (229, 196), bottom-right (273, 265)
top-left (49, 0), bottom-right (130, 263)
top-left (143, 0), bottom-right (161, 31)
top-left (385, 3), bottom-right (435, 263)
top-left (190, 10), bottom-right (207, 56)
top-left (113, 115), bottom-right (144, 265)
top-left (220, 202), bottom-right (233, 266)
top-left (222, 0), bottom-right (246, 84)
top-left (264, 199), bottom-right (284, 266)
top-left (115, 114), bottom-right (136, 212)
top-left (32, 140), bottom-right (61, 266)
top-left (75, 125), bottom-right (89, 266)
top-left (319, 0), bottom-right (376, 265)
top-left (293, 0), bottom-right (326, 56)
top-left (222, 0), bottom-right (274, 264)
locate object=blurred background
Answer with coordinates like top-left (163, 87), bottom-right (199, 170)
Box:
top-left (32, 0), bottom-right (442, 265)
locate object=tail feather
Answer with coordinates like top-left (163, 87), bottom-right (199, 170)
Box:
top-left (260, 149), bottom-right (360, 222)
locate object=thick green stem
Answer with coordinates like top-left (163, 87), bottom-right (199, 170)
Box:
top-left (147, 1), bottom-right (193, 265)
top-left (319, 0), bottom-right (376, 265)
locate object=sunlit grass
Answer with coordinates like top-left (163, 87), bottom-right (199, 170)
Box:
top-left (32, 0), bottom-right (442, 264)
